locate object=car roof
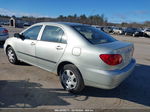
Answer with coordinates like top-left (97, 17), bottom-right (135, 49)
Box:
top-left (34, 22), bottom-right (88, 27)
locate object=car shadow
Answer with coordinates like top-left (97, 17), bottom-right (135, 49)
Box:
top-left (79, 64), bottom-right (150, 106)
top-left (0, 64), bottom-right (150, 108)
top-left (17, 62), bottom-right (32, 66)
top-left (0, 80), bottom-right (71, 108)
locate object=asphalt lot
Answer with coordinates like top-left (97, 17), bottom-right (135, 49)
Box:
top-left (0, 26), bottom-right (150, 110)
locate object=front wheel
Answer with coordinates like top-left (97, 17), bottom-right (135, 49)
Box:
top-left (6, 46), bottom-right (19, 64)
top-left (59, 64), bottom-right (85, 93)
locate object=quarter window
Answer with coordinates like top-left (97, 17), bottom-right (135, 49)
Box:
top-left (23, 25), bottom-right (42, 40)
top-left (41, 26), bottom-right (64, 43)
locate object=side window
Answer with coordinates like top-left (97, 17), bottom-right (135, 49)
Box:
top-left (23, 25), bottom-right (42, 40)
top-left (41, 26), bottom-right (64, 43)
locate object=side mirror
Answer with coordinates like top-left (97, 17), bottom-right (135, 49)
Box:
top-left (14, 33), bottom-right (24, 39)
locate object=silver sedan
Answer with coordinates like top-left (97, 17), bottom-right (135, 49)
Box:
top-left (4, 22), bottom-right (136, 93)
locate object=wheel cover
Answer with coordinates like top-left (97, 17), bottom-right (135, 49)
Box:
top-left (7, 49), bottom-right (15, 63)
top-left (61, 70), bottom-right (77, 90)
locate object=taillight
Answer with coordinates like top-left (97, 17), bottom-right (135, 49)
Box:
top-left (100, 54), bottom-right (123, 66)
top-left (2, 29), bottom-right (8, 33)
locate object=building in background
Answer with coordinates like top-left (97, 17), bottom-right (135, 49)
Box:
top-left (9, 16), bottom-right (24, 28)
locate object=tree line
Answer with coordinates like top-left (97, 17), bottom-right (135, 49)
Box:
top-left (20, 14), bottom-right (108, 26)
top-left (0, 14), bottom-right (150, 28)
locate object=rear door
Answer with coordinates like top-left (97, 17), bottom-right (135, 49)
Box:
top-left (35, 25), bottom-right (67, 71)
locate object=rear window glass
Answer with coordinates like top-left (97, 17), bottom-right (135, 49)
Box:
top-left (72, 25), bottom-right (116, 44)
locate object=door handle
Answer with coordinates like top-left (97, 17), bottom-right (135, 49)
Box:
top-left (31, 42), bottom-right (36, 46)
top-left (56, 46), bottom-right (63, 50)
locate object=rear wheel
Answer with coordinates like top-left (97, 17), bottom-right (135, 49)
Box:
top-left (59, 64), bottom-right (85, 93)
top-left (6, 46), bottom-right (19, 64)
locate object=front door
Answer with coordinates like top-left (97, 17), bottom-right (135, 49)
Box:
top-left (16, 25), bottom-right (42, 65)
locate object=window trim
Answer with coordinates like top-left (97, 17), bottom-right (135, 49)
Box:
top-left (21, 25), bottom-right (43, 40)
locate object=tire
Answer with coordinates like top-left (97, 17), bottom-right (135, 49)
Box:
top-left (6, 46), bottom-right (19, 64)
top-left (59, 64), bottom-right (85, 93)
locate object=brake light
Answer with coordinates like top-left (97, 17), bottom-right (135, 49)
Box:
top-left (100, 54), bottom-right (123, 66)
top-left (2, 29), bottom-right (8, 33)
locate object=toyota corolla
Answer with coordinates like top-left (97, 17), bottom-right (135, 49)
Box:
top-left (4, 22), bottom-right (136, 93)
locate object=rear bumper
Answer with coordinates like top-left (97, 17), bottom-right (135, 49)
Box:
top-left (82, 58), bottom-right (136, 89)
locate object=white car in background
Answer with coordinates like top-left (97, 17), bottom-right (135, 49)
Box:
top-left (143, 28), bottom-right (150, 37)
top-left (113, 27), bottom-right (124, 35)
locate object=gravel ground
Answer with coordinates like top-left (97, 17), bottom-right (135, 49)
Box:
top-left (0, 26), bottom-right (150, 111)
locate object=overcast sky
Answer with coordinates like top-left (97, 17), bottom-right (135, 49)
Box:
top-left (0, 0), bottom-right (150, 23)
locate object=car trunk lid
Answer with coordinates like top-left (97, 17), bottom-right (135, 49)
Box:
top-left (95, 41), bottom-right (134, 70)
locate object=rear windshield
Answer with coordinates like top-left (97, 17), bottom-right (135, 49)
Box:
top-left (72, 25), bottom-right (116, 44)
